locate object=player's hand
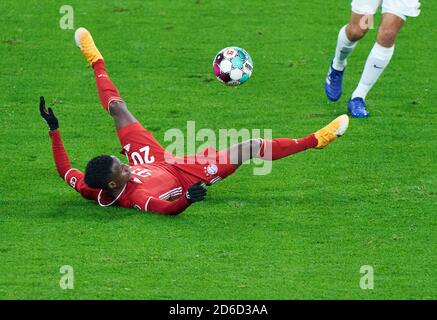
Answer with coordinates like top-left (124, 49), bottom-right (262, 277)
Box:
top-left (186, 181), bottom-right (207, 203)
top-left (39, 96), bottom-right (59, 131)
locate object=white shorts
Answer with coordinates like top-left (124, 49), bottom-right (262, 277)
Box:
top-left (351, 0), bottom-right (421, 20)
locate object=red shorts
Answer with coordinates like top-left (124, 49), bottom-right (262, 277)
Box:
top-left (117, 122), bottom-right (237, 186)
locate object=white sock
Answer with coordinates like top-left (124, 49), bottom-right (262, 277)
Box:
top-left (332, 25), bottom-right (357, 71)
top-left (352, 43), bottom-right (395, 100)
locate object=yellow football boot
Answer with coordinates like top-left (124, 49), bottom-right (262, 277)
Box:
top-left (314, 114), bottom-right (349, 149)
top-left (74, 27), bottom-right (103, 65)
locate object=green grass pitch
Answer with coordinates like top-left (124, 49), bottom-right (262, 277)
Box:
top-left (0, 0), bottom-right (436, 299)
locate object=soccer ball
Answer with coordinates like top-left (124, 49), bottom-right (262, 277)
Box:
top-left (213, 47), bottom-right (253, 86)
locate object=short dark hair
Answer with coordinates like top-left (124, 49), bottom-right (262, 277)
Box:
top-left (84, 155), bottom-right (114, 189)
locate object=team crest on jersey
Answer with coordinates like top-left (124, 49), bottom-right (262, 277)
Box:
top-left (206, 164), bottom-right (218, 176)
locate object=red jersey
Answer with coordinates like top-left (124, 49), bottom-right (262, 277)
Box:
top-left (64, 162), bottom-right (187, 212)
top-left (49, 123), bottom-right (236, 215)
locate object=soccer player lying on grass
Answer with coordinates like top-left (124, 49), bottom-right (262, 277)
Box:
top-left (40, 27), bottom-right (350, 215)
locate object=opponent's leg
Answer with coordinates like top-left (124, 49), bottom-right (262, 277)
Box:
top-left (325, 12), bottom-right (370, 102)
top-left (335, 12), bottom-right (370, 70)
top-left (225, 115), bottom-right (349, 166)
top-left (376, 13), bottom-right (405, 47)
top-left (349, 13), bottom-right (404, 118)
top-left (74, 27), bottom-right (136, 129)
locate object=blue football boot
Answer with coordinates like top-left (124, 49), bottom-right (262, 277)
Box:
top-left (347, 97), bottom-right (369, 118)
top-left (324, 61), bottom-right (344, 102)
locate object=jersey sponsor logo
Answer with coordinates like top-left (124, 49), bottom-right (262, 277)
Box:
top-left (131, 168), bottom-right (152, 178)
top-left (69, 177), bottom-right (77, 189)
top-left (131, 146), bottom-right (155, 165)
top-left (132, 177), bottom-right (142, 184)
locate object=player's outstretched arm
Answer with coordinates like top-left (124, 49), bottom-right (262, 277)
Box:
top-left (39, 96), bottom-right (72, 178)
top-left (39, 97), bottom-right (109, 202)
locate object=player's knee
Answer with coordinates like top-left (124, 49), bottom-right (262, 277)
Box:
top-left (347, 23), bottom-right (368, 41)
top-left (248, 139), bottom-right (262, 157)
top-left (108, 100), bottom-right (127, 116)
top-left (377, 27), bottom-right (397, 47)
top-left (250, 138), bottom-right (262, 149)
top-left (242, 139), bottom-right (260, 153)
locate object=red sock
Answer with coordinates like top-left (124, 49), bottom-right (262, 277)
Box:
top-left (259, 135), bottom-right (317, 160)
top-left (92, 60), bottom-right (123, 112)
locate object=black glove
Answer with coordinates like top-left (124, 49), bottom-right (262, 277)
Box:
top-left (39, 96), bottom-right (59, 131)
top-left (186, 181), bottom-right (207, 203)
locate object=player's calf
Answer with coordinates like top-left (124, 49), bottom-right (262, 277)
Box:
top-left (91, 59), bottom-right (125, 113)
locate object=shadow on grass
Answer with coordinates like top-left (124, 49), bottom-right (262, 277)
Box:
top-left (48, 199), bottom-right (193, 223)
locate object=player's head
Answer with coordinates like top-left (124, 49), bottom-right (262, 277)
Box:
top-left (84, 155), bottom-right (131, 190)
